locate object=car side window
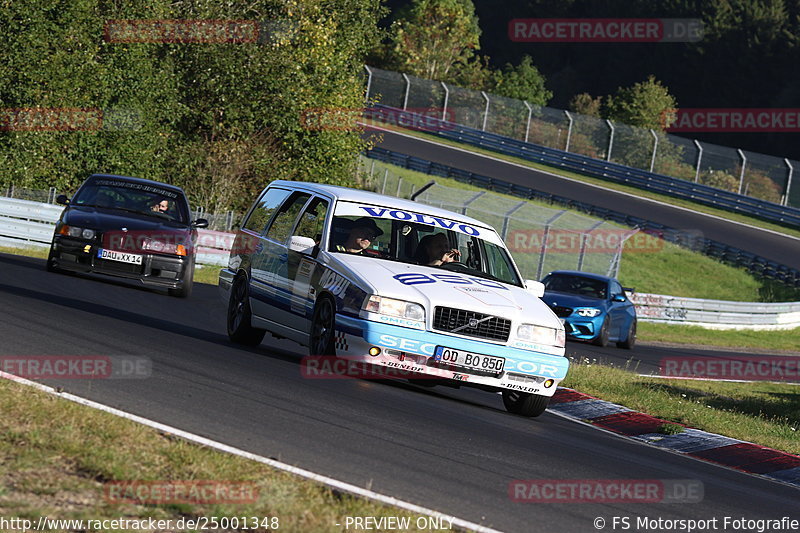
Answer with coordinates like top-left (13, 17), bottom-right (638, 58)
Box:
top-left (242, 188), bottom-right (291, 235)
top-left (265, 192), bottom-right (311, 244)
top-left (293, 196), bottom-right (329, 243)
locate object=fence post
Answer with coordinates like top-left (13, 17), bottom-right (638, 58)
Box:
top-left (649, 129), bottom-right (658, 173)
top-left (737, 149), bottom-right (747, 195)
top-left (564, 111), bottom-right (573, 152)
top-left (462, 191), bottom-right (486, 215)
top-left (226, 210), bottom-right (234, 231)
top-left (395, 177), bottom-right (403, 197)
top-left (364, 65), bottom-right (373, 103)
top-left (785, 159), bottom-right (794, 207)
top-left (523, 101), bottom-right (533, 143)
top-left (9, 184), bottom-right (14, 198)
top-left (694, 140), bottom-right (703, 182)
top-left (382, 169), bottom-right (388, 195)
top-left (500, 201), bottom-right (527, 241)
top-left (576, 220), bottom-right (605, 272)
top-left (481, 91), bottom-right (490, 131)
top-left (401, 73), bottom-right (411, 111)
top-left (605, 120), bottom-right (615, 162)
top-left (536, 211), bottom-right (567, 279)
top-left (441, 81), bottom-right (449, 121)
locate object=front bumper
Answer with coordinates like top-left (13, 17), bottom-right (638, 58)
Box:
top-left (333, 316), bottom-right (569, 397)
top-left (50, 236), bottom-right (190, 289)
top-left (562, 315), bottom-right (604, 342)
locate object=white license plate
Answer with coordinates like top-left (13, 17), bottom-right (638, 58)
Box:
top-left (434, 346), bottom-right (505, 373)
top-left (97, 248), bottom-right (143, 265)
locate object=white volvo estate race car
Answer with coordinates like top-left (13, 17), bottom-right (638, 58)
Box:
top-left (219, 180), bottom-right (569, 417)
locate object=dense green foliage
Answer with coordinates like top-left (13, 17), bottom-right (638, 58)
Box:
top-left (467, 0), bottom-right (800, 161)
top-left (0, 0), bottom-right (384, 212)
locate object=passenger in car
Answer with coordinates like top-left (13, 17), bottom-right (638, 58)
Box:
top-left (416, 232), bottom-right (461, 266)
top-left (335, 217), bottom-right (383, 254)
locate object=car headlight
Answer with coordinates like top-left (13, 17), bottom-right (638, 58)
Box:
top-left (58, 225), bottom-right (95, 239)
top-left (517, 324), bottom-right (565, 348)
top-left (576, 308), bottom-right (602, 317)
top-left (142, 239), bottom-right (187, 256)
top-left (365, 295), bottom-right (425, 321)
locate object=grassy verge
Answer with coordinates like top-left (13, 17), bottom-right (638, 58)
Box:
top-left (0, 378), bottom-right (427, 530)
top-left (563, 361), bottom-right (800, 455)
top-left (366, 125), bottom-right (800, 240)
top-left (638, 323), bottom-right (800, 352)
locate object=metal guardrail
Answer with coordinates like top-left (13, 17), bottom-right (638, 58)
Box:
top-left (364, 105), bottom-right (800, 230)
top-left (3, 198), bottom-right (797, 328)
top-left (365, 146), bottom-right (800, 287)
top-left (631, 293), bottom-right (800, 330)
top-left (0, 197), bottom-right (230, 266)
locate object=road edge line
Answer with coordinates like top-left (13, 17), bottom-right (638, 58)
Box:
top-left (0, 370), bottom-right (503, 533)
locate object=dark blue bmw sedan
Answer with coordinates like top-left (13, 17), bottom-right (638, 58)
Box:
top-left (541, 270), bottom-right (637, 349)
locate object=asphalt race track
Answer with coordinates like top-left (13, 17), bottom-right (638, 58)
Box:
top-left (370, 129), bottom-right (800, 272)
top-left (2, 253), bottom-right (798, 532)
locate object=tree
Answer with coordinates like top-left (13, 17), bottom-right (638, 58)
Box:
top-left (388, 0), bottom-right (482, 82)
top-left (490, 55), bottom-right (552, 106)
top-left (604, 76), bottom-right (677, 130)
top-left (569, 93), bottom-right (602, 117)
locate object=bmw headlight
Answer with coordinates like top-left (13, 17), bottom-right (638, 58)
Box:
top-left (576, 308), bottom-right (602, 317)
top-left (59, 225), bottom-right (95, 240)
top-left (517, 324), bottom-right (565, 348)
top-left (365, 295), bottom-right (425, 321)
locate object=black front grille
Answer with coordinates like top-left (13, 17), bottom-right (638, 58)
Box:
top-left (94, 259), bottom-right (143, 275)
top-left (551, 306), bottom-right (573, 318)
top-left (433, 307), bottom-right (511, 342)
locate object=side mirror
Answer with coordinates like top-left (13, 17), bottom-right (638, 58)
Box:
top-left (289, 235), bottom-right (316, 254)
top-left (612, 294), bottom-right (627, 302)
top-left (192, 218), bottom-right (209, 229)
top-left (525, 279), bottom-right (545, 298)
top-left (56, 194), bottom-right (70, 205)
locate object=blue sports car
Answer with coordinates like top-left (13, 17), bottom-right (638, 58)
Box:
top-left (541, 270), bottom-right (637, 349)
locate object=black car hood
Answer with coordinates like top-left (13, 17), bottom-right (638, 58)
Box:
top-left (62, 206), bottom-right (189, 233)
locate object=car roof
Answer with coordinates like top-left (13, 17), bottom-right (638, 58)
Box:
top-left (269, 180), bottom-right (492, 230)
top-left (87, 174), bottom-right (187, 195)
top-left (545, 270), bottom-right (616, 283)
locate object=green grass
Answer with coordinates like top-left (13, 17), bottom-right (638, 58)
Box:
top-left (563, 361), bottom-right (800, 455)
top-left (638, 322), bottom-right (800, 352)
top-left (367, 124), bottom-right (800, 240)
top-left (0, 379), bottom-right (428, 530)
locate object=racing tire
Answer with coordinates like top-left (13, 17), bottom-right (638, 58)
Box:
top-left (168, 261), bottom-right (194, 298)
top-left (617, 319), bottom-right (637, 349)
top-left (46, 247), bottom-right (63, 273)
top-left (591, 317), bottom-right (610, 347)
top-left (310, 296), bottom-right (336, 357)
top-left (227, 275), bottom-right (266, 346)
top-left (502, 390), bottom-right (549, 417)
